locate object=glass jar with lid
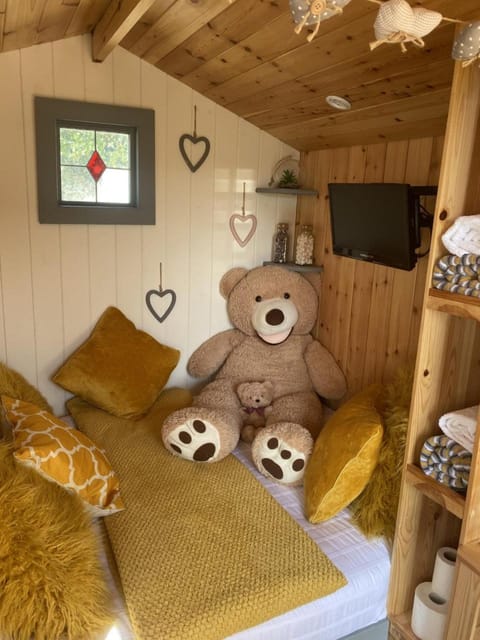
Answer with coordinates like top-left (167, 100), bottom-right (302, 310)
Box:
top-left (272, 223), bottom-right (289, 263)
top-left (295, 224), bottom-right (315, 265)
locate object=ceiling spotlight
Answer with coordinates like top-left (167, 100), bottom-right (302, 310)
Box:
top-left (325, 95), bottom-right (352, 110)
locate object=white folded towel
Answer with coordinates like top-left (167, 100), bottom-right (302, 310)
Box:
top-left (438, 405), bottom-right (479, 453)
top-left (442, 215), bottom-right (480, 257)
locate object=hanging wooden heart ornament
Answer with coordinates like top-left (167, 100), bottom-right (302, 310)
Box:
top-left (145, 263), bottom-right (177, 323)
top-left (229, 213), bottom-right (257, 248)
top-left (229, 182), bottom-right (257, 248)
top-left (179, 133), bottom-right (211, 173)
top-left (179, 105), bottom-right (211, 173)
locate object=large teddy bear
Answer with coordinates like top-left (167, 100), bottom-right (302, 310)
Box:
top-left (162, 265), bottom-right (346, 485)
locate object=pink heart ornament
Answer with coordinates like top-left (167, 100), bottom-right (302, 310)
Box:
top-left (145, 288), bottom-right (177, 323)
top-left (229, 214), bottom-right (257, 248)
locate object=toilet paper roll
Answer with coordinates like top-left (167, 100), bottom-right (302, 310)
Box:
top-left (412, 582), bottom-right (448, 640)
top-left (411, 582), bottom-right (448, 640)
top-left (432, 546), bottom-right (457, 601)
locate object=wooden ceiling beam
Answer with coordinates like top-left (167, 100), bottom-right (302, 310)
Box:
top-left (92, 0), bottom-right (158, 62)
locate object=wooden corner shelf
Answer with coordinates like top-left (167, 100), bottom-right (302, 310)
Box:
top-left (256, 187), bottom-right (318, 196)
top-left (427, 289), bottom-right (480, 322)
top-left (406, 464), bottom-right (465, 519)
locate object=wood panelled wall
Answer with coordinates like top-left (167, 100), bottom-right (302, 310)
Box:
top-left (0, 34), bottom-right (298, 416)
top-left (297, 137), bottom-right (444, 399)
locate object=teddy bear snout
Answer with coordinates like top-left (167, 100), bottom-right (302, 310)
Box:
top-left (265, 308), bottom-right (284, 326)
top-left (252, 298), bottom-right (299, 344)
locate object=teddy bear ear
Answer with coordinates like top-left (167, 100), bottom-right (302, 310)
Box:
top-left (301, 271), bottom-right (322, 296)
top-left (219, 267), bottom-right (248, 299)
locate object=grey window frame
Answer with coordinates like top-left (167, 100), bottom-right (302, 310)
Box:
top-left (34, 96), bottom-right (155, 225)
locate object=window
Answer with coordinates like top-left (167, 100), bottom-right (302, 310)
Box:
top-left (34, 97), bottom-right (155, 224)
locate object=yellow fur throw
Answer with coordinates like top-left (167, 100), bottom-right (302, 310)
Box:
top-left (0, 441), bottom-right (113, 640)
top-left (0, 361), bottom-right (53, 439)
top-left (350, 369), bottom-right (413, 544)
top-left (0, 362), bottom-right (52, 412)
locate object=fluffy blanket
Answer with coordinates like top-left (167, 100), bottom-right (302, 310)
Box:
top-left (68, 388), bottom-right (346, 640)
top-left (420, 434), bottom-right (471, 491)
top-left (432, 254), bottom-right (480, 297)
top-left (0, 441), bottom-right (113, 640)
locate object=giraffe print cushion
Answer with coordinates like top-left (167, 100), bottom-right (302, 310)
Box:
top-left (2, 395), bottom-right (124, 516)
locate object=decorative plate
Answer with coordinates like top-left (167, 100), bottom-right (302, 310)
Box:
top-left (269, 156), bottom-right (300, 188)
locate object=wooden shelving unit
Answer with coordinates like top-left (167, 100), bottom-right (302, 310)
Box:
top-left (387, 58), bottom-right (480, 640)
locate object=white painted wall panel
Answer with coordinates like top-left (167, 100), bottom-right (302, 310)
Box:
top-left (0, 35), bottom-right (299, 414)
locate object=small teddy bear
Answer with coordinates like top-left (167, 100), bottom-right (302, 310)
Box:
top-left (237, 380), bottom-right (274, 444)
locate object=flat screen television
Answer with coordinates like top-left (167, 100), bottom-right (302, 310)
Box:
top-left (328, 183), bottom-right (436, 271)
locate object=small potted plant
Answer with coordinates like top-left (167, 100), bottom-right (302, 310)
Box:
top-left (277, 168), bottom-right (300, 188)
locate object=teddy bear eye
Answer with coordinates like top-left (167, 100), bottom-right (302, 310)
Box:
top-left (284, 292), bottom-right (290, 299)
top-left (255, 295), bottom-right (262, 302)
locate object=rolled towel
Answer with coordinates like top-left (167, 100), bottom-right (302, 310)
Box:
top-left (439, 405), bottom-right (478, 453)
top-left (432, 254), bottom-right (480, 297)
top-left (442, 215), bottom-right (480, 257)
top-left (420, 435), bottom-right (471, 492)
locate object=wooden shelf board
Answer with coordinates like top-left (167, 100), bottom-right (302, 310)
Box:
top-left (406, 464), bottom-right (465, 520)
top-left (262, 261), bottom-right (323, 273)
top-left (389, 612), bottom-right (418, 640)
top-left (256, 187), bottom-right (318, 196)
top-left (427, 288), bottom-right (480, 322)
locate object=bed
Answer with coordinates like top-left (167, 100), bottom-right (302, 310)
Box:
top-left (0, 390), bottom-right (391, 640)
top-left (85, 419), bottom-right (390, 640)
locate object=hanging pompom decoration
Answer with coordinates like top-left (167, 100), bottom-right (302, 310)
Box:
top-left (290, 0), bottom-right (351, 43)
top-left (369, 0), bottom-right (443, 53)
top-left (452, 21), bottom-right (480, 68)
top-left (229, 182), bottom-right (257, 248)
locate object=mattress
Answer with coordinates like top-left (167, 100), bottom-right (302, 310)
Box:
top-left (96, 437), bottom-right (390, 640)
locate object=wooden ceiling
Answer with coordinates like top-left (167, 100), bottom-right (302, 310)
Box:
top-left (1, 0), bottom-right (479, 151)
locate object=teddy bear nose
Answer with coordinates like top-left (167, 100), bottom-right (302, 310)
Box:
top-left (265, 308), bottom-right (284, 326)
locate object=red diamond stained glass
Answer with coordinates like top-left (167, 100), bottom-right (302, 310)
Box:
top-left (86, 150), bottom-right (106, 182)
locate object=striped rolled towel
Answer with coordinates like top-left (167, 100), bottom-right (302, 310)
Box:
top-left (432, 254), bottom-right (480, 298)
top-left (420, 435), bottom-right (471, 491)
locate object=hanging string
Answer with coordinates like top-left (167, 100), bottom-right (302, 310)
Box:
top-left (242, 182), bottom-right (246, 217)
top-left (193, 105), bottom-right (197, 137)
top-left (159, 262), bottom-right (163, 292)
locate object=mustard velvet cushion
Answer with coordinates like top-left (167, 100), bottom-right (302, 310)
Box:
top-left (52, 306), bottom-right (180, 419)
top-left (2, 395), bottom-right (124, 516)
top-left (304, 384), bottom-right (384, 523)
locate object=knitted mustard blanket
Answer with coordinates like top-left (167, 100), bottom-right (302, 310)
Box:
top-left (68, 389), bottom-right (346, 640)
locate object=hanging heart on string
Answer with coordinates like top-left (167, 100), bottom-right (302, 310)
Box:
top-left (146, 288), bottom-right (177, 323)
top-left (229, 213), bottom-right (257, 248)
top-left (179, 133), bottom-right (211, 173)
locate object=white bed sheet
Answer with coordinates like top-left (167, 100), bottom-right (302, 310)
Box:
top-left (93, 437), bottom-right (390, 640)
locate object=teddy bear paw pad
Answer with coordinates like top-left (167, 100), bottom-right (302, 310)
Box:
top-left (165, 419), bottom-right (220, 462)
top-left (256, 436), bottom-right (307, 485)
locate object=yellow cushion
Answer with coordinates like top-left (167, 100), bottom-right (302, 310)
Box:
top-left (52, 306), bottom-right (180, 419)
top-left (2, 395), bottom-right (124, 516)
top-left (304, 384), bottom-right (384, 523)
